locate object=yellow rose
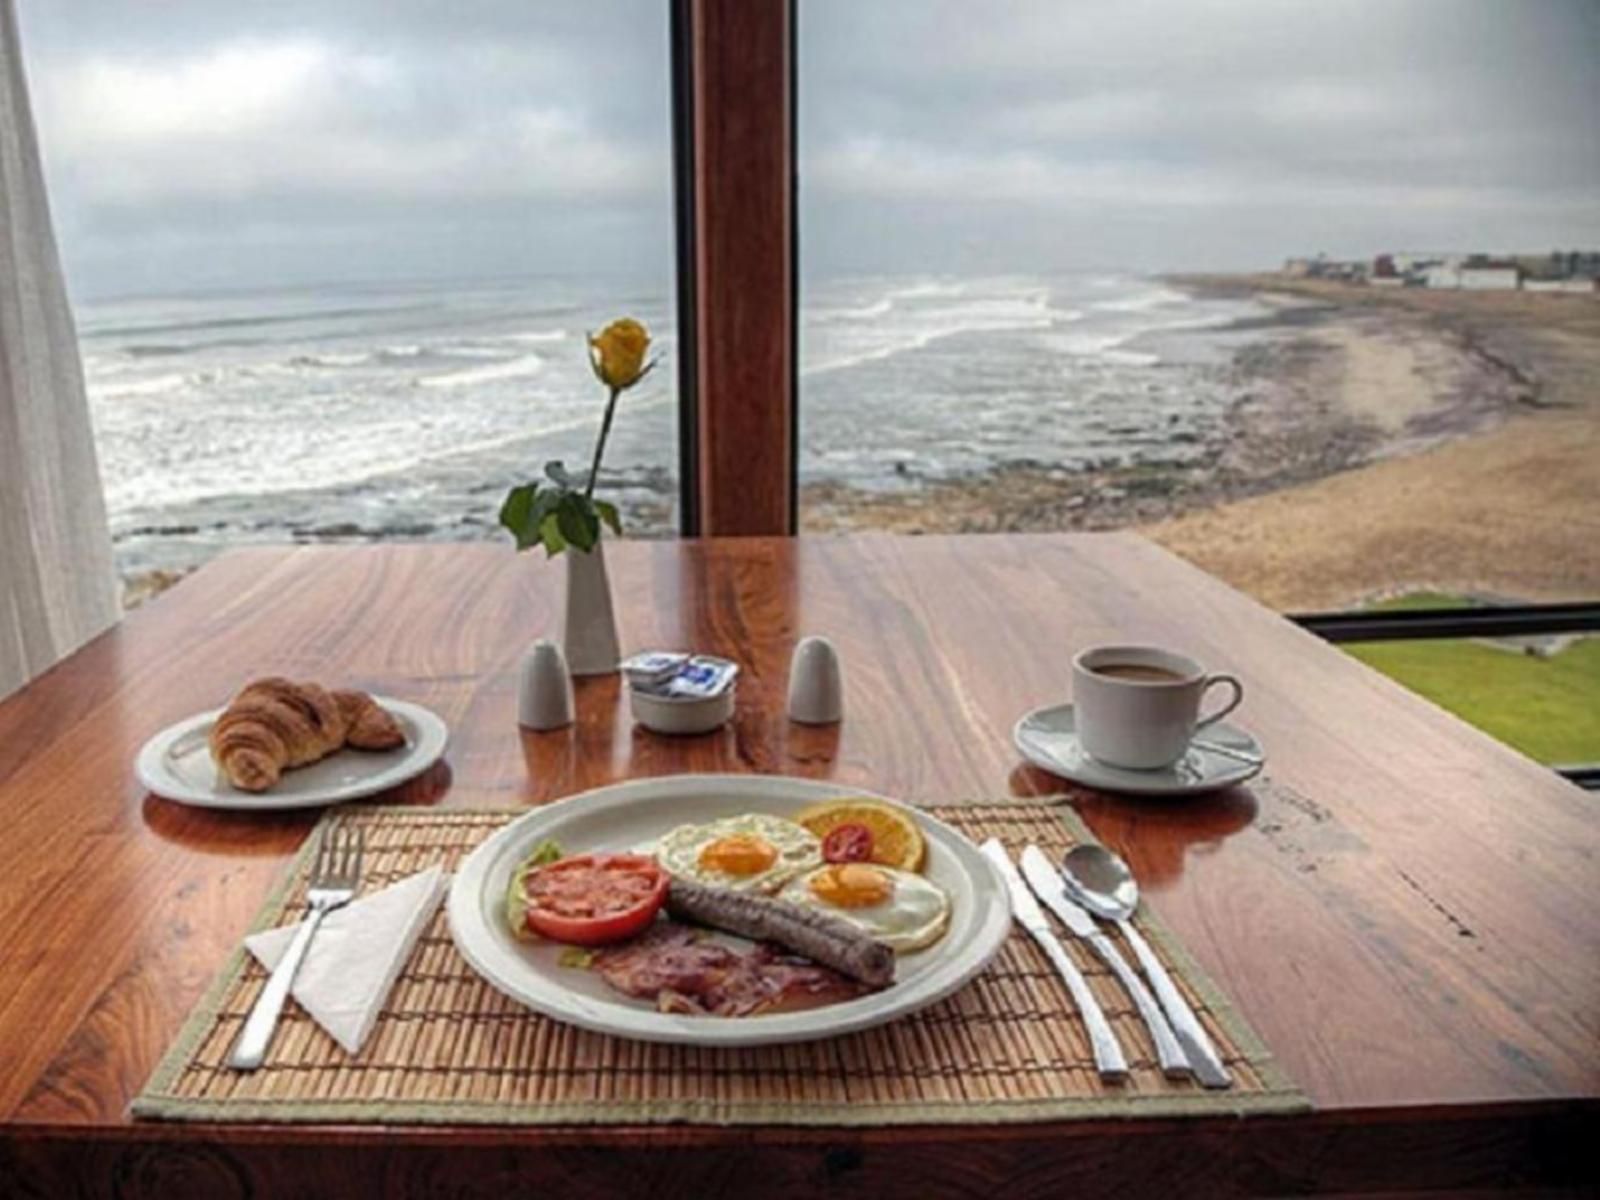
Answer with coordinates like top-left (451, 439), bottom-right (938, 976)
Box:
top-left (588, 317), bottom-right (651, 390)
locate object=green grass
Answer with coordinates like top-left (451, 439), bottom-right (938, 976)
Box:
top-left (1343, 593), bottom-right (1600, 764)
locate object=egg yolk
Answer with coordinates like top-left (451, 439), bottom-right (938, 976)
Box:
top-left (698, 834), bottom-right (778, 877)
top-left (809, 863), bottom-right (894, 909)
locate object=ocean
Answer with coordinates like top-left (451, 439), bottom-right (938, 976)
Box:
top-left (76, 272), bottom-right (1265, 580)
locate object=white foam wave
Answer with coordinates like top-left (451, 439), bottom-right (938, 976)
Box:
top-left (296, 351), bottom-right (370, 368)
top-left (1044, 331), bottom-right (1160, 365)
top-left (817, 298), bottom-right (894, 322)
top-left (417, 353), bottom-right (545, 390)
top-left (887, 280), bottom-right (970, 301)
top-left (102, 393), bottom-right (677, 515)
top-left (803, 290), bottom-right (1062, 377)
top-left (1092, 287), bottom-right (1187, 314)
top-left (500, 329), bottom-right (569, 345)
top-left (91, 373), bottom-right (188, 400)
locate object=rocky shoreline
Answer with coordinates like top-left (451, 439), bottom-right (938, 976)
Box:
top-left (800, 284), bottom-right (1537, 541)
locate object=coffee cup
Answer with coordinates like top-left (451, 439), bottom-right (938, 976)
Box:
top-left (1071, 645), bottom-right (1243, 770)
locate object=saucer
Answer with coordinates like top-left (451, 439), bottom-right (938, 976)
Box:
top-left (1013, 703), bottom-right (1264, 796)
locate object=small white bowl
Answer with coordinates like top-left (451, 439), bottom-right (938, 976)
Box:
top-left (629, 684), bottom-right (736, 736)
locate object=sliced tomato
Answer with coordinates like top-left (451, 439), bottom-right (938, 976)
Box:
top-left (517, 853), bottom-right (668, 946)
top-left (821, 822), bottom-right (874, 864)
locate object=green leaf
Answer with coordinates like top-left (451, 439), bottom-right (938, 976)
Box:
top-left (525, 838), bottom-right (562, 867)
top-left (556, 493), bottom-right (600, 553)
top-left (594, 499), bottom-right (623, 536)
top-left (499, 483), bottom-right (543, 551)
top-left (557, 946), bottom-right (597, 970)
top-left (537, 511), bottom-right (567, 557)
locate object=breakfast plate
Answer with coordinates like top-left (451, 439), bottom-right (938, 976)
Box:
top-left (448, 774), bottom-right (1013, 1046)
top-left (1015, 702), bottom-right (1263, 796)
top-left (135, 697), bottom-right (448, 811)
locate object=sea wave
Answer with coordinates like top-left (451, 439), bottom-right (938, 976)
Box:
top-left (417, 353), bottom-right (545, 390)
top-left (101, 392), bottom-right (678, 516)
top-left (291, 351), bottom-right (371, 368)
top-left (80, 300), bottom-right (439, 342)
top-left (499, 329), bottom-right (570, 345)
top-left (1092, 286), bottom-right (1188, 314)
top-left (803, 290), bottom-right (1070, 377)
top-left (90, 373), bottom-right (189, 400)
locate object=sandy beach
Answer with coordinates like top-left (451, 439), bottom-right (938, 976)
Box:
top-left (803, 275), bottom-right (1600, 611)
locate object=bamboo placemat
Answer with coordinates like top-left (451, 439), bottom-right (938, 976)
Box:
top-left (134, 801), bottom-right (1306, 1126)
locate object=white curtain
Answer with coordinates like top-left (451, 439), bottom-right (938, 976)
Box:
top-left (0, 0), bottom-right (118, 699)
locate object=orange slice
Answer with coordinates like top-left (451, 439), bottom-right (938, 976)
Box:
top-left (792, 799), bottom-right (926, 872)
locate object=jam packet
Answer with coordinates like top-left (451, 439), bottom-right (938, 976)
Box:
top-left (621, 651), bottom-right (690, 689)
top-left (664, 655), bottom-right (740, 698)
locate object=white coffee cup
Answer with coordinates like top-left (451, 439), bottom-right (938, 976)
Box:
top-left (1072, 645), bottom-right (1243, 770)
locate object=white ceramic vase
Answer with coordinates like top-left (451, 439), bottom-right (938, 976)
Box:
top-left (562, 540), bottom-right (621, 676)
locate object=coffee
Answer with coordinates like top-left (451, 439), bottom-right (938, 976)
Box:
top-left (1091, 663), bottom-right (1186, 684)
top-left (1074, 645), bottom-right (1245, 769)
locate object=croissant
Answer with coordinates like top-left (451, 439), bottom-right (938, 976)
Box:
top-left (209, 678), bottom-right (403, 792)
top-left (333, 689), bottom-right (406, 751)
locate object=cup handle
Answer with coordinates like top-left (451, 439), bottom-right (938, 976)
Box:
top-left (1196, 674), bottom-right (1243, 730)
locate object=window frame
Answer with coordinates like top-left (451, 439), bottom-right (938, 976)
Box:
top-left (669, 4), bottom-right (1599, 786)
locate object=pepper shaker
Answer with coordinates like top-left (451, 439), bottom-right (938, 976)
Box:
top-left (787, 636), bottom-right (843, 725)
top-left (518, 639), bottom-right (575, 731)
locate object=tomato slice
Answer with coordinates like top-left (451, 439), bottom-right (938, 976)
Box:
top-left (821, 823), bottom-right (874, 864)
top-left (517, 853), bottom-right (669, 946)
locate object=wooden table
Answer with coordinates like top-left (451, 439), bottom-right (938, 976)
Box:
top-left (1, 534), bottom-right (1593, 1198)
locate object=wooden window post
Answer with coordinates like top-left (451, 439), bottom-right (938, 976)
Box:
top-left (674, 0), bottom-right (796, 536)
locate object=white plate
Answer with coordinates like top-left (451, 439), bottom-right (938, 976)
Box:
top-left (135, 697), bottom-right (448, 810)
top-left (447, 774), bottom-right (1013, 1046)
top-left (1014, 702), bottom-right (1264, 796)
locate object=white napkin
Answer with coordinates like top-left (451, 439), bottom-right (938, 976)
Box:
top-left (245, 866), bottom-right (447, 1055)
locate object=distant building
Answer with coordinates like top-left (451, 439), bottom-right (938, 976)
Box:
top-left (1290, 248), bottom-right (1597, 292)
top-left (1459, 261), bottom-right (1521, 290)
top-left (1525, 277), bottom-right (1598, 294)
top-left (1310, 259), bottom-right (1367, 282)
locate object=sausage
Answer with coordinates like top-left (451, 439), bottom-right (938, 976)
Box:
top-left (665, 878), bottom-right (896, 988)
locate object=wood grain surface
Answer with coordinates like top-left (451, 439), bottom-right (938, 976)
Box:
top-left (0, 534), bottom-right (1593, 1198)
top-left (688, 0), bottom-right (795, 535)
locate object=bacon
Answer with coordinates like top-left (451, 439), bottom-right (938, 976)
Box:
top-left (592, 922), bottom-right (868, 1017)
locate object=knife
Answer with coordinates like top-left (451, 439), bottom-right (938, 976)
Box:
top-left (1020, 844), bottom-right (1192, 1079)
top-left (1108, 911), bottom-right (1233, 1089)
top-left (979, 839), bottom-right (1127, 1081)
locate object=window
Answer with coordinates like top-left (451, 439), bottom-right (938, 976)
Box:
top-left (798, 0), bottom-right (1600, 764)
top-left (21, 1), bottom-right (679, 599)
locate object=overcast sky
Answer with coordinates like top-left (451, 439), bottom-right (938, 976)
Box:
top-left (18, 0), bottom-right (1600, 298)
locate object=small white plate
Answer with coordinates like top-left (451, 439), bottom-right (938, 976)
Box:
top-left (447, 774), bottom-right (1013, 1047)
top-left (1014, 702), bottom-right (1263, 796)
top-left (135, 697), bottom-right (448, 811)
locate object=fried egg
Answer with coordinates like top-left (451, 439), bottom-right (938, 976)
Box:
top-left (777, 863), bottom-right (951, 952)
top-left (655, 813), bottom-right (823, 894)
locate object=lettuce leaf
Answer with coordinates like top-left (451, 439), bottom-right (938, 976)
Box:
top-left (503, 839), bottom-right (563, 940)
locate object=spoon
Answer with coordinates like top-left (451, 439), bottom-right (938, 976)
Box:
top-left (1191, 738), bottom-right (1263, 768)
top-left (1061, 844), bottom-right (1233, 1089)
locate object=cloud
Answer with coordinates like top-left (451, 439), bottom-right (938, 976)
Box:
top-left (16, 0), bottom-right (1599, 292)
top-left (800, 0), bottom-right (1600, 271)
top-left (37, 37), bottom-right (656, 206)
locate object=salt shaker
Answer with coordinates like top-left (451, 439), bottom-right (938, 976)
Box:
top-left (786, 636), bottom-right (843, 725)
top-left (518, 639), bottom-right (575, 731)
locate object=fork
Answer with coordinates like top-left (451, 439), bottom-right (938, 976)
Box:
top-left (229, 821), bottom-right (364, 1070)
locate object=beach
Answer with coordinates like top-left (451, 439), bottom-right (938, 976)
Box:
top-left (804, 276), bottom-right (1600, 611)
